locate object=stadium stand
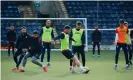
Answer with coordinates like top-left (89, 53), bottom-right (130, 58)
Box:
top-left (1, 1), bottom-right (133, 45)
top-left (1, 1), bottom-right (42, 44)
top-left (64, 1), bottom-right (133, 43)
top-left (1, 1), bottom-right (20, 18)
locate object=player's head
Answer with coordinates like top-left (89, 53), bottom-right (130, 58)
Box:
top-left (119, 19), bottom-right (125, 27)
top-left (124, 22), bottom-right (128, 27)
top-left (10, 26), bottom-right (14, 30)
top-left (46, 20), bottom-right (51, 27)
top-left (63, 25), bottom-right (71, 34)
top-left (33, 30), bottom-right (39, 38)
top-left (21, 26), bottom-right (27, 34)
top-left (94, 24), bottom-right (99, 30)
top-left (76, 21), bottom-right (82, 29)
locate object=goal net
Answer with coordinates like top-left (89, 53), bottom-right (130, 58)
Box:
top-left (1, 18), bottom-right (88, 51)
top-left (2, 18), bottom-right (131, 51)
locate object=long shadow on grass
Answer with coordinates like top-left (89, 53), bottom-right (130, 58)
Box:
top-left (115, 68), bottom-right (132, 73)
top-left (54, 72), bottom-right (80, 78)
top-left (12, 71), bottom-right (42, 76)
top-left (54, 72), bottom-right (91, 78)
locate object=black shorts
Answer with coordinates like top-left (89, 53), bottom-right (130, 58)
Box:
top-left (62, 50), bottom-right (74, 59)
top-left (72, 46), bottom-right (84, 54)
top-left (42, 43), bottom-right (51, 49)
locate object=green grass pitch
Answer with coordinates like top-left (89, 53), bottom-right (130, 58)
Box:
top-left (1, 50), bottom-right (133, 80)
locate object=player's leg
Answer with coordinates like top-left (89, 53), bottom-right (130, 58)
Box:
top-left (62, 50), bottom-right (78, 72)
top-left (11, 42), bottom-right (15, 56)
top-left (76, 47), bottom-right (80, 60)
top-left (97, 42), bottom-right (100, 57)
top-left (13, 49), bottom-right (22, 64)
top-left (8, 42), bottom-right (11, 56)
top-left (72, 56), bottom-right (89, 73)
top-left (62, 50), bottom-right (90, 74)
top-left (32, 56), bottom-right (42, 67)
top-left (79, 46), bottom-right (86, 67)
top-left (12, 49), bottom-right (22, 70)
top-left (19, 52), bottom-right (31, 72)
top-left (47, 43), bottom-right (51, 66)
top-left (71, 60), bottom-right (76, 73)
top-left (41, 43), bottom-right (46, 64)
top-left (77, 52), bottom-right (80, 60)
top-left (122, 44), bottom-right (130, 69)
top-left (16, 52), bottom-right (26, 68)
top-left (92, 42), bottom-right (96, 57)
top-left (128, 45), bottom-right (132, 66)
top-left (31, 54), bottom-right (47, 72)
top-left (70, 46), bottom-right (77, 69)
top-left (114, 43), bottom-right (121, 69)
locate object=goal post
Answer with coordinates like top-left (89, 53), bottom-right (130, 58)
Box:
top-left (1, 18), bottom-right (88, 51)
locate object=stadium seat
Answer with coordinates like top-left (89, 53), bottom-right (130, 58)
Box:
top-left (64, 1), bottom-right (133, 43)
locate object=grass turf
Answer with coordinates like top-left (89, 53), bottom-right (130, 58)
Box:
top-left (1, 50), bottom-right (133, 80)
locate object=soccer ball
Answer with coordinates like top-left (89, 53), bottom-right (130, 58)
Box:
top-left (84, 67), bottom-right (90, 71)
top-left (83, 67), bottom-right (90, 74)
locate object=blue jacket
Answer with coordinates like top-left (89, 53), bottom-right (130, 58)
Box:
top-left (16, 33), bottom-right (31, 49)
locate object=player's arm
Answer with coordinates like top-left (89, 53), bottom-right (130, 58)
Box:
top-left (126, 28), bottom-right (129, 34)
top-left (39, 28), bottom-right (43, 37)
top-left (81, 30), bottom-right (85, 46)
top-left (53, 33), bottom-right (65, 41)
top-left (99, 31), bottom-right (102, 43)
top-left (130, 30), bottom-right (133, 40)
top-left (125, 28), bottom-right (131, 44)
top-left (69, 30), bottom-right (73, 38)
top-left (69, 36), bottom-right (76, 42)
top-left (28, 36), bottom-right (33, 47)
top-left (15, 36), bottom-right (21, 48)
top-left (126, 34), bottom-right (131, 45)
top-left (14, 31), bottom-right (17, 42)
top-left (28, 37), bottom-right (35, 50)
top-left (91, 31), bottom-right (94, 44)
top-left (51, 29), bottom-right (54, 39)
top-left (127, 29), bottom-right (131, 44)
top-left (6, 31), bottom-right (9, 41)
top-left (114, 29), bottom-right (118, 44)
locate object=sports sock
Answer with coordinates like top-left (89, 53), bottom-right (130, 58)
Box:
top-left (126, 64), bottom-right (129, 67)
top-left (22, 67), bottom-right (25, 70)
top-left (80, 66), bottom-right (85, 72)
top-left (72, 66), bottom-right (75, 70)
top-left (71, 66), bottom-right (76, 72)
top-left (42, 65), bottom-right (46, 68)
top-left (41, 62), bottom-right (44, 65)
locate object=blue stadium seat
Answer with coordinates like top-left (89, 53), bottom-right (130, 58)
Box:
top-left (1, 1), bottom-right (20, 18)
top-left (64, 1), bottom-right (133, 43)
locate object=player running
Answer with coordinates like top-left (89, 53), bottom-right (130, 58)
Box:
top-left (19, 30), bottom-right (47, 72)
top-left (114, 19), bottom-right (130, 70)
top-left (51, 25), bottom-right (90, 74)
top-left (70, 21), bottom-right (86, 69)
top-left (12, 26), bottom-right (31, 71)
top-left (124, 22), bottom-right (132, 66)
top-left (40, 20), bottom-right (54, 66)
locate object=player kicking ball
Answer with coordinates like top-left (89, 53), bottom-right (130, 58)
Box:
top-left (19, 30), bottom-right (47, 72)
top-left (51, 25), bottom-right (90, 74)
